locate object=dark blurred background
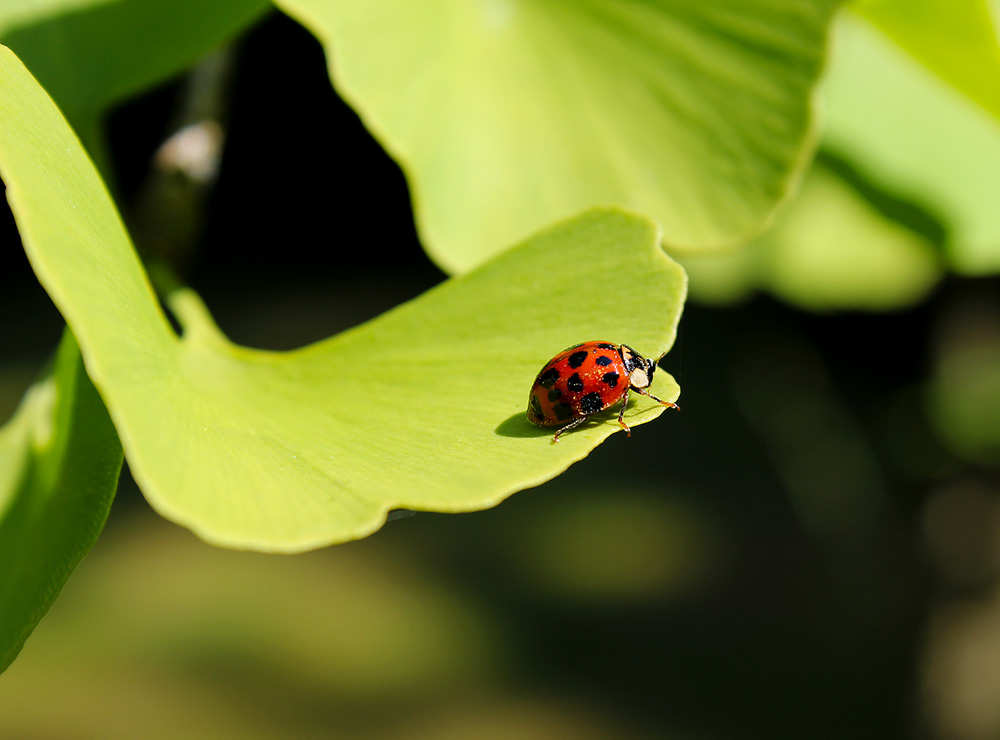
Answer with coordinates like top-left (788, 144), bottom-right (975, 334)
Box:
top-left (2, 12), bottom-right (1000, 740)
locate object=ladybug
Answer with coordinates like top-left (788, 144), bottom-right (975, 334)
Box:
top-left (526, 341), bottom-right (678, 442)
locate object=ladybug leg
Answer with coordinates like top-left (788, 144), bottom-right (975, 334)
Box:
top-left (552, 416), bottom-right (589, 443)
top-left (636, 387), bottom-right (679, 411)
top-left (617, 387), bottom-right (632, 436)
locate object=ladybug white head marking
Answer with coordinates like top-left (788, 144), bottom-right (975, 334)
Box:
top-left (620, 344), bottom-right (656, 390)
top-left (630, 365), bottom-right (651, 388)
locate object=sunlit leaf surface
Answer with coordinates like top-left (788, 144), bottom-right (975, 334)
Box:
top-left (0, 46), bottom-right (685, 551)
top-left (276, 0), bottom-right (843, 272)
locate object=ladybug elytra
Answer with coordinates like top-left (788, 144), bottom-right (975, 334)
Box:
top-left (526, 341), bottom-right (678, 442)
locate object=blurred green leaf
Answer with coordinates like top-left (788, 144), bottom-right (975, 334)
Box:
top-left (0, 0), bottom-right (269, 155)
top-left (853, 0), bottom-right (1000, 122)
top-left (761, 167), bottom-right (941, 310)
top-left (1, 46), bottom-right (685, 551)
top-left (0, 331), bottom-right (122, 674)
top-left (276, 0), bottom-right (844, 273)
top-left (679, 5), bottom-right (996, 306)
top-left (678, 163), bottom-right (942, 310)
top-left (823, 11), bottom-right (1000, 275)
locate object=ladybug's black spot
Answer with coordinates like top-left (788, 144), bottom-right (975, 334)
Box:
top-left (602, 371), bottom-right (620, 388)
top-left (567, 351), bottom-right (588, 369)
top-left (538, 368), bottom-right (560, 388)
top-left (580, 392), bottom-right (604, 414)
top-left (548, 389), bottom-right (562, 402)
top-left (553, 402), bottom-right (573, 421)
top-left (597, 343), bottom-right (617, 350)
top-left (595, 355), bottom-right (613, 367)
top-left (567, 373), bottom-right (584, 392)
top-left (529, 394), bottom-right (543, 417)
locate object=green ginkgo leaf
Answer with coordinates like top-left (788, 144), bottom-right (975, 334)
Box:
top-left (677, 162), bottom-right (943, 311)
top-left (823, 11), bottom-right (1000, 275)
top-left (853, 0), bottom-right (1000, 122)
top-left (276, 0), bottom-right (844, 273)
top-left (0, 331), bottom-right (122, 673)
top-left (1, 46), bottom-right (685, 552)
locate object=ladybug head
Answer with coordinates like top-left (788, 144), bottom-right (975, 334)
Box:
top-left (620, 345), bottom-right (656, 390)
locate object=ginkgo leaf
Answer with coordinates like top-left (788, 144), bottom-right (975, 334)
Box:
top-left (276, 0), bottom-right (844, 273)
top-left (0, 45), bottom-right (685, 552)
top-left (677, 162), bottom-right (943, 311)
top-left (853, 0), bottom-right (1000, 122)
top-left (823, 11), bottom-right (1000, 275)
top-left (0, 332), bottom-right (122, 673)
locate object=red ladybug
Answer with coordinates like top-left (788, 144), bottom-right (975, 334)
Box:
top-left (526, 341), bottom-right (678, 442)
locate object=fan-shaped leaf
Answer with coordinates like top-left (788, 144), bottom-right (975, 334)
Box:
top-left (0, 332), bottom-right (122, 673)
top-left (277, 0), bottom-right (844, 272)
top-left (1, 46), bottom-right (685, 552)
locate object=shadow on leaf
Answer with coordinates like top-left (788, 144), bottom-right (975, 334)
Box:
top-left (494, 412), bottom-right (556, 438)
